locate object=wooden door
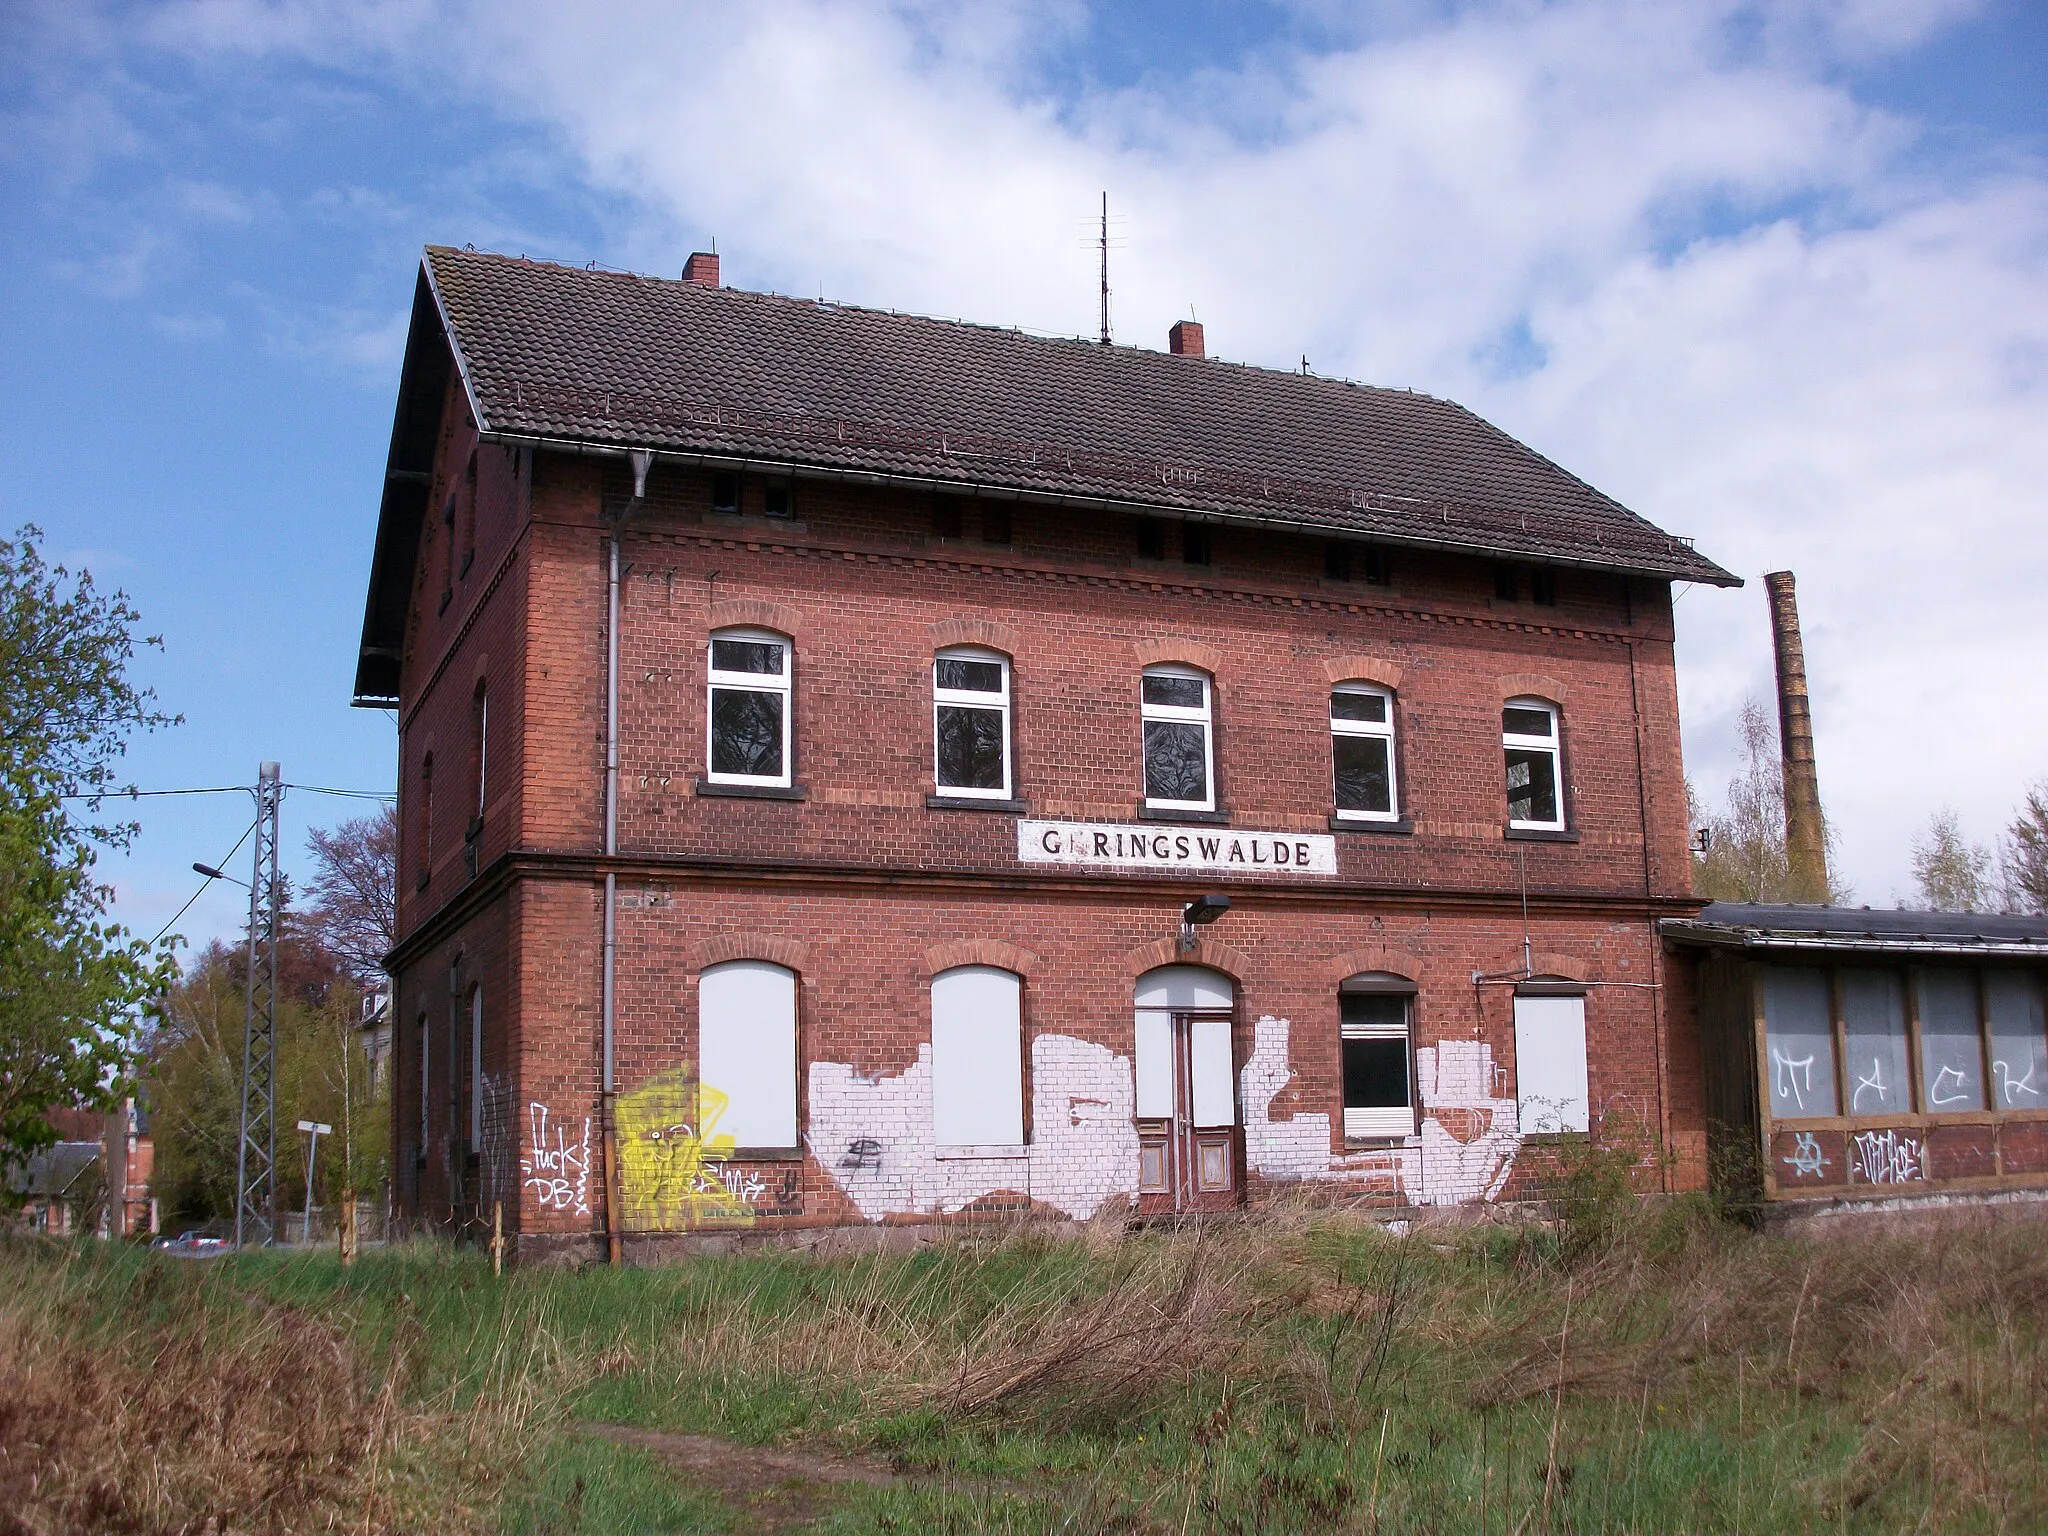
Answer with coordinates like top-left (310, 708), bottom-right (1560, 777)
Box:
top-left (1136, 1009), bottom-right (1242, 1215)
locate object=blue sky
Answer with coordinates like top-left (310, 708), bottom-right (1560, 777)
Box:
top-left (4, 0), bottom-right (2045, 957)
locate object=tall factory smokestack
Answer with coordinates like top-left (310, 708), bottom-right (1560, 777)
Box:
top-left (1764, 571), bottom-right (1830, 903)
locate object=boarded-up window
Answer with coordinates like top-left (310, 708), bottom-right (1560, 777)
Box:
top-left (698, 961), bottom-right (798, 1150)
top-left (1988, 970), bottom-right (2048, 1110)
top-left (1763, 966), bottom-right (1837, 1118)
top-left (931, 967), bottom-right (1024, 1148)
top-left (1917, 970), bottom-right (1985, 1112)
top-left (1841, 969), bottom-right (1910, 1115)
top-left (1513, 992), bottom-right (1588, 1134)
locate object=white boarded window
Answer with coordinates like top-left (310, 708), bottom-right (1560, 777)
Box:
top-left (1513, 991), bottom-right (1589, 1133)
top-left (931, 966), bottom-right (1025, 1149)
top-left (698, 960), bottom-right (798, 1150)
top-left (1133, 965), bottom-right (1235, 1121)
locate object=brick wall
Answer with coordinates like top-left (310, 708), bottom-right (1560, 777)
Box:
top-left (386, 449), bottom-right (1708, 1244)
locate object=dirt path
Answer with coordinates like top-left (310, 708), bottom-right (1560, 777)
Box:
top-left (582, 1424), bottom-right (913, 1531)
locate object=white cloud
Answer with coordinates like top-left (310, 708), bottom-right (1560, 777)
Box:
top-left (141, 0), bottom-right (2047, 899)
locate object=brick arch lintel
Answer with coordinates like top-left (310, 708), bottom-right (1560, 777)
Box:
top-left (1527, 952), bottom-right (1590, 983)
top-left (1325, 946), bottom-right (1420, 985)
top-left (1324, 656), bottom-right (1403, 690)
top-left (1122, 935), bottom-right (1253, 983)
top-left (683, 933), bottom-right (810, 975)
top-left (921, 939), bottom-right (1040, 978)
top-left (1134, 638), bottom-right (1226, 676)
top-left (928, 617), bottom-right (1019, 656)
top-left (1499, 673), bottom-right (1568, 706)
top-left (708, 598), bottom-right (804, 639)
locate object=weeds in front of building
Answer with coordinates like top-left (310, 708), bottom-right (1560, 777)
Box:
top-left (4, 1201), bottom-right (2046, 1533)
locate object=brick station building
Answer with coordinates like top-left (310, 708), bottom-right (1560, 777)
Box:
top-left (355, 246), bottom-right (1740, 1257)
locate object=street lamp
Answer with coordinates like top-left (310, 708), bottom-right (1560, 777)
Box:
top-left (193, 861), bottom-right (249, 888)
top-left (1180, 893), bottom-right (1231, 952)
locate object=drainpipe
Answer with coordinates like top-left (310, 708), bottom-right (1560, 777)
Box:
top-left (601, 447), bottom-right (653, 1266)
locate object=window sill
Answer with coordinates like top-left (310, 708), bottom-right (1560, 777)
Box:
top-left (926, 794), bottom-right (1028, 814)
top-left (1139, 806), bottom-right (1230, 825)
top-left (1505, 826), bottom-right (1579, 843)
top-left (1518, 1131), bottom-right (1592, 1144)
top-left (695, 780), bottom-right (809, 801)
top-left (935, 1144), bottom-right (1028, 1160)
top-left (1343, 1135), bottom-right (1416, 1149)
top-left (725, 1146), bottom-right (803, 1162)
top-left (1330, 816), bottom-right (1414, 835)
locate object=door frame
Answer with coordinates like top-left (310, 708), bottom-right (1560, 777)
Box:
top-left (1135, 1007), bottom-right (1243, 1215)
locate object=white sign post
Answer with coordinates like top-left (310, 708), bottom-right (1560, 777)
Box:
top-left (297, 1119), bottom-right (332, 1246)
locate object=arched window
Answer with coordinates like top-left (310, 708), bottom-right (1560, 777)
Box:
top-left (416, 752), bottom-right (434, 886)
top-left (471, 681), bottom-right (488, 825)
top-left (698, 961), bottom-right (798, 1150)
top-left (706, 629), bottom-right (792, 787)
top-left (933, 648), bottom-right (1012, 799)
top-left (468, 984), bottom-right (484, 1152)
top-left (1340, 972), bottom-right (1416, 1138)
top-left (930, 967), bottom-right (1024, 1149)
top-left (1141, 665), bottom-right (1214, 812)
top-left (1330, 684), bottom-right (1398, 822)
top-left (1502, 698), bottom-right (1564, 831)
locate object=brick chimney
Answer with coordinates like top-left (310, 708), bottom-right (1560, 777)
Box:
top-left (683, 251), bottom-right (721, 287)
top-left (1168, 319), bottom-right (1205, 358)
top-left (1765, 570), bottom-right (1830, 903)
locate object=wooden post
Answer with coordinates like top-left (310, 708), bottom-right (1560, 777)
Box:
top-left (490, 1199), bottom-right (504, 1277)
top-left (338, 1196), bottom-right (357, 1267)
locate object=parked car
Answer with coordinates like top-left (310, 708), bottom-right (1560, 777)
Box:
top-left (153, 1226), bottom-right (229, 1256)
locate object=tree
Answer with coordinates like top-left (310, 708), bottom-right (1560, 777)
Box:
top-left (303, 805), bottom-right (396, 984)
top-left (0, 526), bottom-right (176, 1174)
top-left (1911, 808), bottom-right (1996, 912)
top-left (2001, 782), bottom-right (2048, 916)
top-left (1690, 695), bottom-right (1853, 905)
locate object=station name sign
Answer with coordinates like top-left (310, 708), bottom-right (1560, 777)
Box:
top-left (1019, 819), bottom-right (1338, 875)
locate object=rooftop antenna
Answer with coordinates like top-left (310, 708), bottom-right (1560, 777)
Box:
top-left (1099, 191), bottom-right (1111, 345)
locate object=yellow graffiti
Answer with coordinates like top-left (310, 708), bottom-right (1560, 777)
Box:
top-left (615, 1069), bottom-right (758, 1230)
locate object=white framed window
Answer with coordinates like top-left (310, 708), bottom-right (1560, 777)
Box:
top-left (933, 648), bottom-right (1011, 799)
top-left (1331, 684), bottom-right (1398, 821)
top-left (1340, 978), bottom-right (1415, 1138)
top-left (1514, 990), bottom-right (1589, 1134)
top-left (706, 628), bottom-right (792, 787)
top-left (1503, 698), bottom-right (1564, 831)
top-left (930, 967), bottom-right (1025, 1151)
top-left (698, 960), bottom-right (799, 1150)
top-left (1141, 664), bottom-right (1215, 812)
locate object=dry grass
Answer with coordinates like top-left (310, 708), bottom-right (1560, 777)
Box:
top-left (0, 1238), bottom-right (553, 1535)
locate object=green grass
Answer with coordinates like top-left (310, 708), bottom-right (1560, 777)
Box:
top-left (5, 1200), bottom-right (2046, 1532)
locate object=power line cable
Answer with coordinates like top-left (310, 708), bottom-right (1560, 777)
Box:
top-left (284, 783), bottom-right (395, 801)
top-left (151, 815), bottom-right (260, 946)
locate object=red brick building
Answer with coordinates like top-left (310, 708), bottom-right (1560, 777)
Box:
top-left (355, 247), bottom-right (1738, 1257)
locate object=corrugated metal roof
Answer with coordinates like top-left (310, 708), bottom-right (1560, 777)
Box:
top-left (1666, 902), bottom-right (2048, 956)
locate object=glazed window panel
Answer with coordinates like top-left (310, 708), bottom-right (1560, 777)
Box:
top-left (1762, 966), bottom-right (1837, 1119)
top-left (1502, 699), bottom-right (1563, 830)
top-left (1141, 666), bottom-right (1214, 811)
top-left (1987, 971), bottom-right (2047, 1110)
top-left (1331, 686), bottom-right (1397, 820)
top-left (933, 649), bottom-right (1011, 798)
top-left (1341, 990), bottom-right (1413, 1138)
top-left (706, 629), bottom-right (791, 786)
top-left (1841, 969), bottom-right (1911, 1115)
top-left (1916, 970), bottom-right (1986, 1112)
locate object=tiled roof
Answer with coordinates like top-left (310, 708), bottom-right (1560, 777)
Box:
top-left (422, 246), bottom-right (1737, 588)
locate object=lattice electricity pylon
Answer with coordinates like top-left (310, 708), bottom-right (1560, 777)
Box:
top-left (235, 762), bottom-right (283, 1249)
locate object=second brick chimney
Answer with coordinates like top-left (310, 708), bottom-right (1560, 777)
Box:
top-left (1168, 319), bottom-right (1205, 358)
top-left (683, 251), bottom-right (721, 287)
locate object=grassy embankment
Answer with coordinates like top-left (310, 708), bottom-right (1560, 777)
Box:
top-left (2, 1198), bottom-right (2045, 1533)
